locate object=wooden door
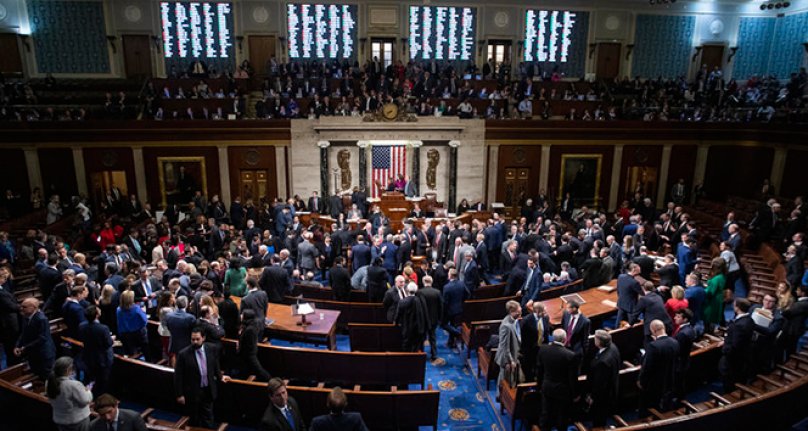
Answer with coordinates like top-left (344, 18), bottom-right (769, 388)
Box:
top-left (596, 43), bottom-right (621, 80)
top-left (122, 35), bottom-right (153, 78)
top-left (249, 35), bottom-right (277, 77)
top-left (240, 170), bottom-right (268, 202)
top-left (503, 168), bottom-right (530, 219)
top-left (701, 45), bottom-right (725, 74)
top-left (0, 34), bottom-right (23, 74)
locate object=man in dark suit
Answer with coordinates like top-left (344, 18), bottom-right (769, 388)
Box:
top-left (90, 394), bottom-right (148, 431)
top-left (785, 245), bottom-right (804, 290)
top-left (308, 191), bottom-right (324, 213)
top-left (560, 300), bottom-right (590, 357)
top-left (310, 387), bottom-right (369, 431)
top-left (0, 272), bottom-right (20, 368)
top-left (241, 278), bottom-right (269, 319)
top-left (166, 296), bottom-right (197, 357)
top-left (62, 285), bottom-right (88, 340)
top-left (520, 300), bottom-right (550, 381)
top-left (383, 276), bottom-right (408, 323)
top-left (37, 254), bottom-right (62, 302)
top-left (260, 255), bottom-right (293, 303)
top-left (442, 269), bottom-right (467, 347)
top-left (132, 267), bottom-right (162, 312)
top-left (327, 193), bottom-right (344, 219)
top-left (174, 326), bottom-right (228, 427)
top-left (654, 254), bottom-right (680, 287)
top-left (672, 308), bottom-right (696, 398)
top-left (78, 305), bottom-right (114, 397)
top-left (720, 298), bottom-right (756, 392)
top-left (351, 237), bottom-right (371, 273)
top-left (15, 298), bottom-right (55, 380)
top-left (417, 276), bottom-right (444, 360)
top-left (366, 258), bottom-right (389, 303)
top-left (462, 251), bottom-right (480, 295)
top-left (328, 257), bottom-right (352, 301)
top-left (635, 281), bottom-right (674, 340)
top-left (632, 247), bottom-right (656, 280)
top-left (783, 285), bottom-right (808, 356)
top-left (537, 328), bottom-right (579, 431)
top-left (260, 377), bottom-right (306, 431)
top-left (588, 330), bottom-right (621, 427)
top-left (475, 233), bottom-right (489, 282)
top-left (616, 264), bottom-right (644, 325)
top-left (638, 320), bottom-right (680, 415)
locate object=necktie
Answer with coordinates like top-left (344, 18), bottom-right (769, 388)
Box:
top-left (524, 269), bottom-right (533, 291)
top-left (514, 320), bottom-right (521, 342)
top-left (108, 422), bottom-right (115, 431)
top-left (566, 316), bottom-right (576, 346)
top-left (283, 406), bottom-right (295, 429)
top-left (399, 288), bottom-right (406, 300)
top-left (196, 348), bottom-right (208, 387)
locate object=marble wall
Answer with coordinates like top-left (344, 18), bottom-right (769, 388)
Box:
top-left (289, 117), bottom-right (486, 210)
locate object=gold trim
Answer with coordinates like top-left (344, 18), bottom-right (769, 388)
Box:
top-left (558, 154), bottom-right (603, 209)
top-left (157, 156), bottom-right (208, 209)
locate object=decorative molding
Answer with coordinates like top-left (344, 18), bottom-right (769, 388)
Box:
top-left (316, 140), bottom-right (331, 148)
top-left (448, 140), bottom-right (461, 148)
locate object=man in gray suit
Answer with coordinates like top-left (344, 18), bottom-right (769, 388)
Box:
top-left (403, 177), bottom-right (417, 198)
top-left (90, 393), bottom-right (148, 431)
top-left (297, 232), bottom-right (319, 274)
top-left (495, 300), bottom-right (522, 396)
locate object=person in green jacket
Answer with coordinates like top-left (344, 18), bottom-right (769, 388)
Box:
top-left (224, 258), bottom-right (248, 297)
top-left (703, 257), bottom-right (727, 331)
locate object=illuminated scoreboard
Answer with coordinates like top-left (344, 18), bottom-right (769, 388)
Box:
top-left (524, 10), bottom-right (589, 76)
top-left (409, 6), bottom-right (476, 62)
top-left (287, 4), bottom-right (357, 60)
top-left (161, 2), bottom-right (234, 72)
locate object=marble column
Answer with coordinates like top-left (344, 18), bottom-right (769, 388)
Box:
top-left (275, 146), bottom-right (287, 199)
top-left (217, 145), bottom-right (231, 205)
top-left (448, 141), bottom-right (459, 212)
top-left (486, 144), bottom-right (499, 204)
top-left (656, 144), bottom-right (673, 208)
top-left (132, 147), bottom-right (149, 204)
top-left (23, 148), bottom-right (43, 194)
top-left (318, 141), bottom-right (330, 195)
top-left (72, 148), bottom-right (88, 196)
top-left (693, 144), bottom-right (710, 193)
top-left (608, 145), bottom-right (623, 212)
top-left (357, 141), bottom-right (368, 190)
top-left (539, 144), bottom-right (551, 194)
top-left (771, 146), bottom-right (788, 195)
top-left (410, 141), bottom-right (422, 195)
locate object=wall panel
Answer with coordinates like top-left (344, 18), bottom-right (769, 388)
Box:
top-left (703, 145), bottom-right (773, 200)
top-left (38, 148), bottom-right (78, 200)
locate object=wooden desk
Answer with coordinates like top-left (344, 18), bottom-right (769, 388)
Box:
top-left (232, 298), bottom-right (340, 350)
top-left (542, 280), bottom-right (618, 326)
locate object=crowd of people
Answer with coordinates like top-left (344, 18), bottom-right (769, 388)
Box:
top-left (2, 59), bottom-right (806, 123)
top-left (1, 173), bottom-right (808, 429)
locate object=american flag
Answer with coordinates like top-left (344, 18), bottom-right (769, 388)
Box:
top-left (371, 145), bottom-right (406, 198)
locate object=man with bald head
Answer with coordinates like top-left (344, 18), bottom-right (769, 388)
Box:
top-left (15, 298), bottom-right (56, 379)
top-left (383, 275), bottom-right (408, 323)
top-left (638, 319), bottom-right (680, 415)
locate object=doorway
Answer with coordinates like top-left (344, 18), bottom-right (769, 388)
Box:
top-left (596, 43), bottom-right (621, 80)
top-left (240, 170), bottom-right (269, 202)
top-left (90, 171), bottom-right (128, 206)
top-left (0, 34), bottom-right (23, 75)
top-left (503, 167), bottom-right (530, 219)
top-left (487, 40), bottom-right (512, 76)
top-left (122, 35), bottom-right (153, 78)
top-left (371, 38), bottom-right (395, 68)
top-left (248, 35), bottom-right (277, 77)
top-left (700, 45), bottom-right (725, 74)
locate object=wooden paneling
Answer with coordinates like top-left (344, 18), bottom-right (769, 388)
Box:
top-left (0, 34), bottom-right (23, 74)
top-left (227, 146), bottom-right (278, 201)
top-left (704, 145), bottom-right (773, 200)
top-left (82, 148), bottom-right (137, 201)
top-left (667, 144), bottom-right (698, 202)
top-left (495, 145), bottom-right (542, 203)
top-left (38, 148), bottom-right (78, 199)
top-left (700, 45), bottom-right (725, 73)
top-left (781, 149), bottom-right (808, 198)
top-left (122, 35), bottom-right (153, 78)
top-left (142, 147), bottom-right (220, 209)
top-left (548, 145), bottom-right (614, 209)
top-left (618, 145), bottom-right (662, 202)
top-left (0, 149), bottom-right (30, 198)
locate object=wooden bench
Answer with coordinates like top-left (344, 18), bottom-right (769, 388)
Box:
top-left (220, 338), bottom-right (426, 388)
top-left (498, 378), bottom-right (540, 431)
top-left (476, 346), bottom-right (499, 390)
top-left (347, 323), bottom-right (403, 352)
top-left (459, 296), bottom-right (516, 359)
top-left (538, 279), bottom-right (584, 300)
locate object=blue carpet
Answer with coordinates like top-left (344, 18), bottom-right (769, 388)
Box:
top-left (272, 331), bottom-right (503, 430)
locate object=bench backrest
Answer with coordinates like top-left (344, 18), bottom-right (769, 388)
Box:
top-left (347, 323), bottom-right (403, 352)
